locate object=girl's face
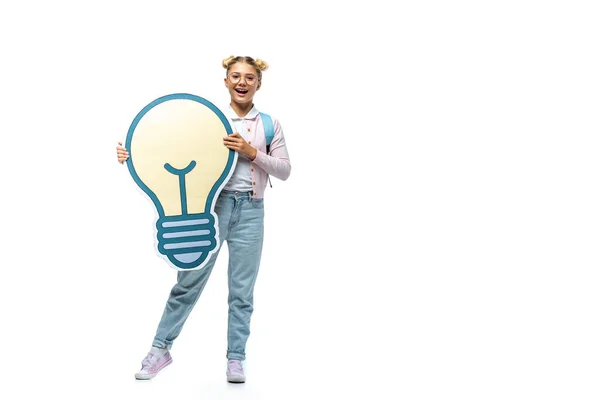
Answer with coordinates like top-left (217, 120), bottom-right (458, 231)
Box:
top-left (224, 62), bottom-right (261, 106)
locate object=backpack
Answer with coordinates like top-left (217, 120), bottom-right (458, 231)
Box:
top-left (259, 112), bottom-right (275, 188)
top-left (260, 112), bottom-right (274, 154)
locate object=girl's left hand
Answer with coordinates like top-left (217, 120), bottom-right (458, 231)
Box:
top-left (223, 133), bottom-right (257, 161)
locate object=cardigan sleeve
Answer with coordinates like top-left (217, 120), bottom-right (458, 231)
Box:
top-left (252, 118), bottom-right (291, 181)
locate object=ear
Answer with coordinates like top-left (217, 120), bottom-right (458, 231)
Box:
top-left (257, 80), bottom-right (262, 91)
top-left (224, 77), bottom-right (229, 88)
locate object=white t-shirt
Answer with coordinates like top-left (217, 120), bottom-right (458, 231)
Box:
top-left (222, 105), bottom-right (256, 192)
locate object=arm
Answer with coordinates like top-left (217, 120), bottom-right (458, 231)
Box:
top-left (252, 118), bottom-right (291, 181)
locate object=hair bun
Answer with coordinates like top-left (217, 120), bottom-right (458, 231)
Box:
top-left (255, 59), bottom-right (269, 71)
top-left (222, 55), bottom-right (236, 69)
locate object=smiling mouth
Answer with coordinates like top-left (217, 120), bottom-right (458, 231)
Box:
top-left (235, 89), bottom-right (248, 95)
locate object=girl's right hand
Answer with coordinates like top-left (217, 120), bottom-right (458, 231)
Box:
top-left (117, 142), bottom-right (129, 164)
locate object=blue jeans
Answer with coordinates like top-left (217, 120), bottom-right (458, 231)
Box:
top-left (152, 190), bottom-right (264, 361)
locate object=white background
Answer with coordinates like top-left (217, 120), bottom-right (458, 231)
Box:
top-left (1, 0), bottom-right (599, 399)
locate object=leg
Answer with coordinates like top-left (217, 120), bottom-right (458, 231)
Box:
top-left (226, 196), bottom-right (264, 361)
top-left (152, 195), bottom-right (234, 349)
top-left (152, 254), bottom-right (220, 348)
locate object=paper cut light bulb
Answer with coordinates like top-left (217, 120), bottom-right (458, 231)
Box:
top-left (125, 93), bottom-right (235, 270)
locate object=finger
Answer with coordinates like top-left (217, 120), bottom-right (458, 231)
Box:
top-left (224, 143), bottom-right (240, 151)
top-left (118, 141), bottom-right (122, 146)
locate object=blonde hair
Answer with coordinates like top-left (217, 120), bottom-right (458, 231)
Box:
top-left (222, 56), bottom-right (269, 81)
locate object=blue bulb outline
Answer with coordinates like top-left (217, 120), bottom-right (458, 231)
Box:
top-left (125, 93), bottom-right (234, 270)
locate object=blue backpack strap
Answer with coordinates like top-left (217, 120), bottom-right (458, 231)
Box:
top-left (260, 112), bottom-right (274, 154)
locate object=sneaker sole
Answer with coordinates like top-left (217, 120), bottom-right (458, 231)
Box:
top-left (135, 358), bottom-right (173, 380)
top-left (227, 375), bottom-right (246, 383)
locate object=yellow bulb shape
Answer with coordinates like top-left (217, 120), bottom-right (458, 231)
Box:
top-left (130, 99), bottom-right (230, 216)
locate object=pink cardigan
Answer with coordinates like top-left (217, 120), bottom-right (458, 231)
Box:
top-left (240, 111), bottom-right (291, 198)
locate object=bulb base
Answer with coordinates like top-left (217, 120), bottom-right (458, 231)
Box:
top-left (157, 213), bottom-right (217, 269)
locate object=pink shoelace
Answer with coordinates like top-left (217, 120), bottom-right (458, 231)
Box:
top-left (228, 360), bottom-right (244, 374)
top-left (142, 353), bottom-right (158, 370)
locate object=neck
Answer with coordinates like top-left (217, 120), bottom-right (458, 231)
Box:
top-left (230, 101), bottom-right (254, 118)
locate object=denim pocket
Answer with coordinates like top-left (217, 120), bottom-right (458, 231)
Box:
top-left (251, 198), bottom-right (264, 209)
